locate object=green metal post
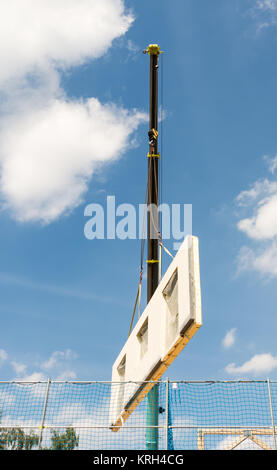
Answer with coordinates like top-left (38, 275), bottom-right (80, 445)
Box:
top-left (146, 383), bottom-right (159, 449)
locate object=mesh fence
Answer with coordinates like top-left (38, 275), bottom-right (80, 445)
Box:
top-left (0, 380), bottom-right (276, 450)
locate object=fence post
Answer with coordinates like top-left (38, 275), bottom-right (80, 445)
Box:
top-left (38, 379), bottom-right (51, 449)
top-left (165, 378), bottom-right (169, 450)
top-left (267, 378), bottom-right (277, 450)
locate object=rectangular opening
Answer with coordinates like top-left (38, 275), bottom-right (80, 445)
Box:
top-left (163, 269), bottom-right (179, 349)
top-left (117, 355), bottom-right (126, 379)
top-left (116, 355), bottom-right (126, 417)
top-left (137, 318), bottom-right (148, 358)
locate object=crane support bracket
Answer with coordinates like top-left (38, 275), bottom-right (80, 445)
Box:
top-left (147, 153), bottom-right (160, 159)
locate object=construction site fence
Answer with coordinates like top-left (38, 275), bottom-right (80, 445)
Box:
top-left (0, 379), bottom-right (277, 450)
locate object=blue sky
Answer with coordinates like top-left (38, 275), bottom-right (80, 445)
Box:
top-left (1, 0), bottom-right (277, 382)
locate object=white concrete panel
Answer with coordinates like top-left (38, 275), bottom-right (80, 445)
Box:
top-left (109, 235), bottom-right (202, 429)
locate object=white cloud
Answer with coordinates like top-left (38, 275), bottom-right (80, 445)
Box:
top-left (237, 193), bottom-right (277, 241)
top-left (256, 0), bottom-right (277, 11)
top-left (2, 348), bottom-right (79, 381)
top-left (265, 154), bottom-right (277, 174)
top-left (56, 370), bottom-right (77, 381)
top-left (0, 0), bottom-right (146, 225)
top-left (42, 349), bottom-right (77, 370)
top-left (0, 98), bottom-right (146, 223)
top-left (11, 361), bottom-right (27, 376)
top-left (0, 349), bottom-right (8, 364)
top-left (236, 178), bottom-right (277, 208)
top-left (39, 349), bottom-right (79, 380)
top-left (225, 353), bottom-right (277, 376)
top-left (236, 175), bottom-right (277, 242)
top-left (0, 0), bottom-right (133, 87)
top-left (236, 160), bottom-right (277, 276)
top-left (222, 328), bottom-right (237, 349)
top-left (238, 242), bottom-right (277, 276)
top-left (15, 372), bottom-right (47, 382)
top-left (253, 1), bottom-right (277, 30)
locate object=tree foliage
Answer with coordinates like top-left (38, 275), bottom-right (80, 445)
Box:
top-left (49, 427), bottom-right (79, 450)
top-left (0, 426), bottom-right (79, 450)
top-left (0, 428), bottom-right (39, 450)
